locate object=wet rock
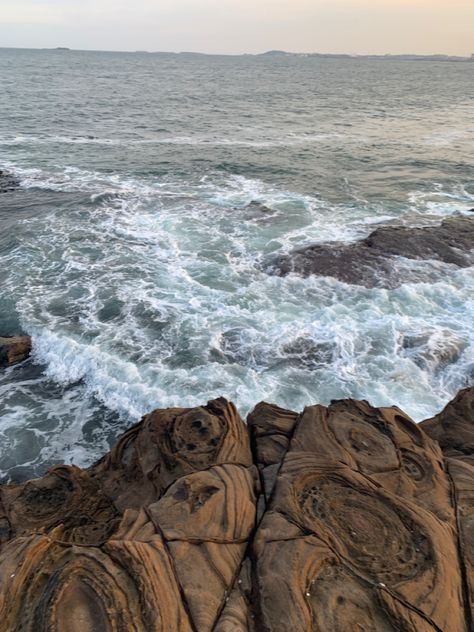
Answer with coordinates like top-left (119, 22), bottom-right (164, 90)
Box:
top-left (232, 200), bottom-right (277, 224)
top-left (1, 390), bottom-right (474, 630)
top-left (209, 328), bottom-right (264, 367)
top-left (0, 170), bottom-right (19, 193)
top-left (0, 335), bottom-right (32, 367)
top-left (245, 200), bottom-right (273, 214)
top-left (365, 217), bottom-right (474, 265)
top-left (269, 216), bottom-right (474, 287)
top-left (421, 386), bottom-right (474, 464)
top-left (402, 329), bottom-right (466, 370)
top-left (420, 386), bottom-right (474, 619)
top-left (281, 336), bottom-right (336, 368)
top-left (270, 240), bottom-right (386, 286)
top-left (210, 327), bottom-right (247, 364)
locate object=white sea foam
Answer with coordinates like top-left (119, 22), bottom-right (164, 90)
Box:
top-left (0, 132), bottom-right (344, 149)
top-left (1, 162), bottom-right (473, 477)
top-left (424, 127), bottom-right (474, 148)
top-left (408, 184), bottom-right (474, 217)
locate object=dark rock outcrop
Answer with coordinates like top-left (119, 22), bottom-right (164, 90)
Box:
top-left (421, 386), bottom-right (474, 464)
top-left (268, 217), bottom-right (474, 287)
top-left (1, 388), bottom-right (474, 631)
top-left (233, 200), bottom-right (277, 224)
top-left (281, 337), bottom-right (336, 368)
top-left (0, 335), bottom-right (32, 367)
top-left (401, 329), bottom-right (466, 371)
top-left (245, 200), bottom-right (273, 214)
top-left (0, 170), bottom-right (19, 193)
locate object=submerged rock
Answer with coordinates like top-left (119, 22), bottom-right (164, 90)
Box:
top-left (281, 336), bottom-right (336, 368)
top-left (1, 389), bottom-right (474, 630)
top-left (402, 329), bottom-right (466, 371)
top-left (245, 200), bottom-right (274, 214)
top-left (232, 200), bottom-right (277, 224)
top-left (0, 169), bottom-right (19, 193)
top-left (268, 216), bottom-right (474, 287)
top-left (0, 335), bottom-right (32, 367)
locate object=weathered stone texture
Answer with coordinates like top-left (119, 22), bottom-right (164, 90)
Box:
top-left (1, 388), bottom-right (474, 631)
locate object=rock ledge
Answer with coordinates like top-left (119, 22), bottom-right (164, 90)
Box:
top-left (269, 217), bottom-right (474, 288)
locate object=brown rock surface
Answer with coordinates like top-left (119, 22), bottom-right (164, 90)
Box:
top-left (0, 398), bottom-right (259, 632)
top-left (0, 335), bottom-right (32, 367)
top-left (421, 387), bottom-right (474, 464)
top-left (1, 389), bottom-right (474, 631)
top-left (268, 216), bottom-right (474, 287)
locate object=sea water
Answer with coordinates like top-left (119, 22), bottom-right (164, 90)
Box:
top-left (0, 48), bottom-right (473, 480)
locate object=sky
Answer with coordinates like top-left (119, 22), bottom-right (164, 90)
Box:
top-left (0, 0), bottom-right (473, 56)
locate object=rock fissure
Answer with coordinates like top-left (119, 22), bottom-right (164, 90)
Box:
top-left (145, 507), bottom-right (200, 632)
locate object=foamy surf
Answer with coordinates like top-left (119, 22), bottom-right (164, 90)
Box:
top-left (0, 162), bottom-right (471, 480)
top-left (0, 132), bottom-right (345, 149)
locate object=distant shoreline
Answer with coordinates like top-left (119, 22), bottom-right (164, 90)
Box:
top-left (0, 46), bottom-right (472, 62)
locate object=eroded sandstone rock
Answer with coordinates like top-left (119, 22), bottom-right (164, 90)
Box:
top-left (0, 398), bottom-right (258, 632)
top-left (0, 335), bottom-right (32, 368)
top-left (1, 389), bottom-right (474, 631)
top-left (250, 401), bottom-right (464, 631)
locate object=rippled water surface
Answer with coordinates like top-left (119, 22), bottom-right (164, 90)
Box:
top-left (1, 48), bottom-right (473, 480)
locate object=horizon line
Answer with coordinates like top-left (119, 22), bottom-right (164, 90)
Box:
top-left (0, 46), bottom-right (472, 59)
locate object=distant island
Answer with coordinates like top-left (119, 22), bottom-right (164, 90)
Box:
top-left (169, 50), bottom-right (474, 62)
top-left (258, 50), bottom-right (474, 62)
top-left (2, 47), bottom-right (472, 61)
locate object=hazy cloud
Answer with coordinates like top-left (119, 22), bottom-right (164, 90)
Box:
top-left (0, 0), bottom-right (472, 55)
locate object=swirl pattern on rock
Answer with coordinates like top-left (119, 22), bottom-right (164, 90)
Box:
top-left (1, 389), bottom-right (474, 631)
top-left (0, 398), bottom-right (257, 632)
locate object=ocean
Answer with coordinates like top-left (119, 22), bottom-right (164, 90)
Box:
top-left (0, 47), bottom-right (473, 481)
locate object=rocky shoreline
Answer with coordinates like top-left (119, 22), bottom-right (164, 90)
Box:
top-left (267, 216), bottom-right (474, 288)
top-left (1, 177), bottom-right (473, 629)
top-left (0, 383), bottom-right (473, 631)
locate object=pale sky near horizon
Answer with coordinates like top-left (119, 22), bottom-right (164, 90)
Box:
top-left (1, 0), bottom-right (473, 56)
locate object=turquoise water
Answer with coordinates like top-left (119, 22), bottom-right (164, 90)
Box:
top-left (1, 48), bottom-right (473, 480)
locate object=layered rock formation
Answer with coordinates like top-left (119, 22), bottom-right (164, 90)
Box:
top-left (0, 335), bottom-right (32, 368)
top-left (267, 217), bottom-right (474, 288)
top-left (1, 388), bottom-right (474, 631)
